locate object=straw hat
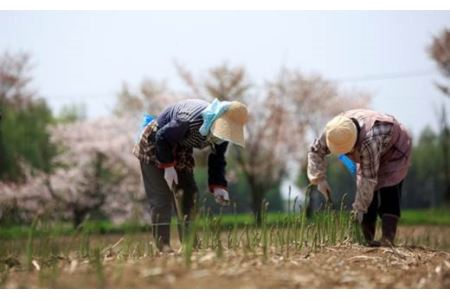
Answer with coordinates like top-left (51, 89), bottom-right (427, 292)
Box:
top-left (325, 115), bottom-right (357, 154)
top-left (210, 101), bottom-right (248, 147)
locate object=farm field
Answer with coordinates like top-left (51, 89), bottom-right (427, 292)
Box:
top-left (1, 217), bottom-right (449, 288)
top-left (2, 9), bottom-right (450, 294)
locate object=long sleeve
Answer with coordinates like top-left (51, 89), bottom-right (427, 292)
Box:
top-left (207, 141), bottom-right (228, 191)
top-left (155, 119), bottom-right (189, 167)
top-left (307, 133), bottom-right (330, 185)
top-left (352, 138), bottom-right (382, 213)
top-left (352, 123), bottom-right (393, 213)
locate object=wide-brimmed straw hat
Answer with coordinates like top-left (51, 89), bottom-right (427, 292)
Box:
top-left (325, 115), bottom-right (357, 154)
top-left (210, 101), bottom-right (248, 147)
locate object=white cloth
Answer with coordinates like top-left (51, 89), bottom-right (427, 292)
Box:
top-left (213, 187), bottom-right (230, 206)
top-left (164, 166), bottom-right (178, 189)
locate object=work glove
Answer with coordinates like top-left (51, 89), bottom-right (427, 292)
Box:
top-left (164, 166), bottom-right (178, 189)
top-left (351, 209), bottom-right (364, 224)
top-left (317, 180), bottom-right (331, 201)
top-left (213, 188), bottom-right (230, 206)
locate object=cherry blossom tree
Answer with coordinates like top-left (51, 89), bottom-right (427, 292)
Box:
top-left (1, 76), bottom-right (179, 227)
top-left (0, 60), bottom-right (370, 227)
top-left (0, 52), bottom-right (34, 109)
top-left (429, 28), bottom-right (450, 204)
top-left (429, 28), bottom-right (450, 97)
top-left (114, 79), bottom-right (178, 118)
top-left (47, 115), bottom-right (146, 227)
top-left (0, 115), bottom-right (148, 227)
top-left (177, 64), bottom-right (370, 223)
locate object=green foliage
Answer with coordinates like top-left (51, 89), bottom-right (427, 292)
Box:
top-left (401, 208), bottom-right (450, 226)
top-left (1, 208), bottom-right (449, 240)
top-left (404, 126), bottom-right (449, 208)
top-left (0, 100), bottom-right (56, 181)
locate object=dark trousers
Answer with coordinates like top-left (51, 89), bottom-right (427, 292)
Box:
top-left (363, 181), bottom-right (403, 223)
top-left (140, 162), bottom-right (198, 247)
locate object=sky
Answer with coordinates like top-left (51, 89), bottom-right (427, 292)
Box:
top-left (1, 11), bottom-right (450, 137)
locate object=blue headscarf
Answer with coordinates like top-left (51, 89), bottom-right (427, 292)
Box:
top-left (199, 99), bottom-right (232, 136)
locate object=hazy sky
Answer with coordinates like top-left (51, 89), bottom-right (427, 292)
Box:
top-left (1, 11), bottom-right (450, 137)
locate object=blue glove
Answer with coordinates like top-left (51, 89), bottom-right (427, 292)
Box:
top-left (338, 154), bottom-right (356, 175)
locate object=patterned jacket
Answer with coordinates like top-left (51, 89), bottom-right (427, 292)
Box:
top-left (308, 109), bottom-right (412, 213)
top-left (133, 99), bottom-right (228, 191)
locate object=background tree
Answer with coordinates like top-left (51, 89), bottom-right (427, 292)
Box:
top-left (47, 116), bottom-right (146, 227)
top-left (114, 79), bottom-right (178, 118)
top-left (403, 126), bottom-right (446, 208)
top-left (0, 114), bottom-right (148, 227)
top-left (429, 28), bottom-right (450, 205)
top-left (0, 52), bottom-right (56, 181)
top-left (429, 29), bottom-right (450, 97)
top-left (177, 63), bottom-right (370, 223)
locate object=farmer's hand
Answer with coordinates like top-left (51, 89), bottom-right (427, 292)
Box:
top-left (164, 166), bottom-right (178, 189)
top-left (317, 180), bottom-right (331, 201)
top-left (351, 209), bottom-right (364, 224)
top-left (213, 188), bottom-right (230, 206)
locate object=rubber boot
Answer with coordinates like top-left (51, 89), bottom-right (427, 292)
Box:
top-left (361, 220), bottom-right (381, 247)
top-left (150, 212), bottom-right (173, 254)
top-left (380, 214), bottom-right (399, 246)
top-left (152, 224), bottom-right (172, 252)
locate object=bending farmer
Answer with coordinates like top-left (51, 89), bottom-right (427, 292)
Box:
top-left (307, 109), bottom-right (412, 247)
top-left (133, 99), bottom-right (248, 252)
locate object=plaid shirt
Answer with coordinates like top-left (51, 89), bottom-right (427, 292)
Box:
top-left (308, 121), bottom-right (393, 213)
top-left (133, 99), bottom-right (229, 190)
top-left (133, 120), bottom-right (159, 165)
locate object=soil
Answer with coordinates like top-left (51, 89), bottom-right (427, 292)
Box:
top-left (2, 225), bottom-right (450, 288)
